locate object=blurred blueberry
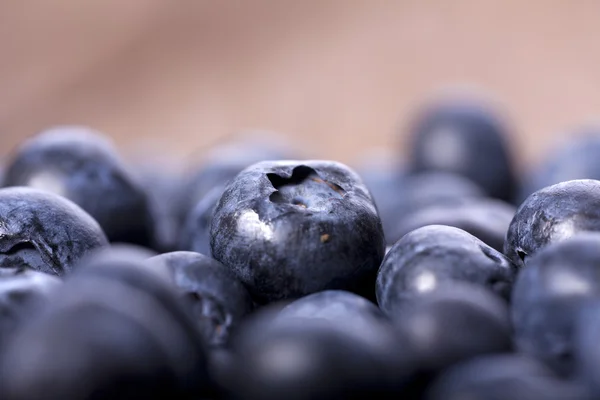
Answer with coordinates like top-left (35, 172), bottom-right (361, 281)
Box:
top-left (179, 184), bottom-right (226, 255)
top-left (512, 233), bottom-right (600, 376)
top-left (405, 98), bottom-right (517, 202)
top-left (3, 126), bottom-right (154, 246)
top-left (518, 129), bottom-right (600, 203)
top-left (391, 283), bottom-right (512, 386)
top-left (427, 354), bottom-right (590, 400)
top-left (0, 268), bottom-right (61, 350)
top-left (389, 197), bottom-right (515, 252)
top-left (0, 246), bottom-right (211, 399)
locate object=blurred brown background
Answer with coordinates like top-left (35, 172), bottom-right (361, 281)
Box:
top-left (1, 1), bottom-right (599, 168)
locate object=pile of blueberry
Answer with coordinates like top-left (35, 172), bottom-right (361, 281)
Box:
top-left (1, 98), bottom-right (600, 400)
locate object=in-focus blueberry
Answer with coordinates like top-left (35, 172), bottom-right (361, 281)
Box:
top-left (377, 225), bottom-right (517, 314)
top-left (148, 251), bottom-right (253, 347)
top-left (211, 160), bottom-right (385, 304)
top-left (505, 179), bottom-right (600, 268)
top-left (0, 187), bottom-right (108, 275)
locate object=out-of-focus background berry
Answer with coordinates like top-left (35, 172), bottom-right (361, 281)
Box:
top-left (1, 1), bottom-right (599, 167)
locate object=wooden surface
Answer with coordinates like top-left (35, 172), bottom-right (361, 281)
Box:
top-left (1, 1), bottom-right (600, 168)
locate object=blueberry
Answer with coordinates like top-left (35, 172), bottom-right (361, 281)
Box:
top-left (3, 126), bottom-right (155, 246)
top-left (0, 247), bottom-right (211, 399)
top-left (0, 187), bottom-right (108, 275)
top-left (223, 311), bottom-right (411, 400)
top-left (405, 98), bottom-right (517, 202)
top-left (376, 225), bottom-right (517, 314)
top-left (178, 133), bottom-right (296, 227)
top-left (426, 354), bottom-right (590, 400)
top-left (391, 283), bottom-right (512, 384)
top-left (277, 290), bottom-right (413, 368)
top-left (505, 179), bottom-right (600, 268)
top-left (354, 148), bottom-right (406, 240)
top-left (518, 130), bottom-right (600, 203)
top-left (397, 171), bottom-right (485, 206)
top-left (207, 347), bottom-right (237, 398)
top-left (574, 300), bottom-right (600, 396)
top-left (382, 172), bottom-right (486, 245)
top-left (132, 162), bottom-right (185, 253)
top-left (148, 251), bottom-right (253, 347)
top-left (511, 233), bottom-right (600, 376)
top-left (0, 268), bottom-right (61, 349)
top-left (279, 290), bottom-right (386, 325)
top-left (390, 198), bottom-right (516, 252)
top-left (179, 184), bottom-right (227, 255)
top-left (73, 246), bottom-right (198, 337)
top-left (210, 160), bottom-right (385, 303)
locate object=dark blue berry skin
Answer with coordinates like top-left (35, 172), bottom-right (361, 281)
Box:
top-left (277, 290), bottom-right (416, 394)
top-left (505, 179), bottom-right (600, 269)
top-left (177, 135), bottom-right (296, 228)
top-left (427, 354), bottom-right (591, 400)
top-left (3, 126), bottom-right (154, 247)
top-left (512, 233), bottom-right (600, 376)
top-left (132, 163), bottom-right (185, 253)
top-left (148, 251), bottom-right (253, 347)
top-left (223, 311), bottom-right (412, 400)
top-left (210, 160), bottom-right (385, 304)
top-left (355, 151), bottom-right (406, 242)
top-left (0, 247), bottom-right (211, 400)
top-left (73, 246), bottom-right (195, 330)
top-left (179, 184), bottom-right (227, 256)
top-left (0, 268), bottom-right (61, 350)
top-left (390, 198), bottom-right (515, 253)
top-left (391, 284), bottom-right (512, 381)
top-left (376, 225), bottom-right (517, 315)
top-left (574, 301), bottom-right (600, 397)
top-left (396, 172), bottom-right (485, 208)
top-left (278, 290), bottom-right (408, 360)
top-left (378, 172), bottom-right (486, 245)
top-left (405, 99), bottom-right (517, 202)
top-left (518, 131), bottom-right (600, 204)
top-left (0, 187), bottom-right (108, 275)
top-left (279, 290), bottom-right (387, 327)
